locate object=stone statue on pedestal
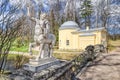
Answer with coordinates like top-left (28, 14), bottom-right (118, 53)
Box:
top-left (28, 13), bottom-right (56, 60)
top-left (12, 4), bottom-right (65, 79)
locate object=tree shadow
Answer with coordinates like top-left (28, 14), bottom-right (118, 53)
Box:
top-left (77, 53), bottom-right (120, 80)
top-left (88, 53), bottom-right (120, 67)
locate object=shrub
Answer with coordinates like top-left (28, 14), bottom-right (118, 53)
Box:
top-left (7, 54), bottom-right (29, 69)
top-left (14, 54), bottom-right (29, 69)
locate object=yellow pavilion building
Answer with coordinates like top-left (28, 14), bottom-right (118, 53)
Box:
top-left (59, 21), bottom-right (108, 50)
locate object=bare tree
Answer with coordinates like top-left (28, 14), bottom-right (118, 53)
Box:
top-left (0, 0), bottom-right (24, 73)
top-left (26, 2), bottom-right (35, 42)
top-left (64, 0), bottom-right (76, 21)
top-left (95, 0), bottom-right (110, 28)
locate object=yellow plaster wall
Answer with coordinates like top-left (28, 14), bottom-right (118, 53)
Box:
top-left (59, 29), bottom-right (76, 50)
top-left (92, 31), bottom-right (101, 44)
top-left (72, 34), bottom-right (79, 50)
top-left (78, 36), bottom-right (95, 50)
top-left (59, 29), bottom-right (107, 50)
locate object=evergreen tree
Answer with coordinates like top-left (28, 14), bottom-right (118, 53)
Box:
top-left (80, 0), bottom-right (93, 28)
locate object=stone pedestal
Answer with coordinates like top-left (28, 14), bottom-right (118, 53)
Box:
top-left (23, 57), bottom-right (60, 72)
top-left (9, 58), bottom-right (67, 80)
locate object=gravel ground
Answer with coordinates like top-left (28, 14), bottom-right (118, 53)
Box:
top-left (78, 48), bottom-right (120, 80)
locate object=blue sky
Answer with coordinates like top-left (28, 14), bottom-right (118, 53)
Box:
top-left (0, 0), bottom-right (120, 34)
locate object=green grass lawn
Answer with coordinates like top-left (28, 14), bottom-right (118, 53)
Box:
top-left (29, 50), bottom-right (80, 61)
top-left (109, 40), bottom-right (120, 47)
top-left (10, 45), bottom-right (29, 52)
top-left (7, 52), bottom-right (79, 61)
top-left (108, 39), bottom-right (120, 51)
top-left (7, 54), bottom-right (18, 60)
top-left (0, 54), bottom-right (21, 61)
top-left (53, 53), bottom-right (80, 61)
top-left (7, 54), bottom-right (30, 61)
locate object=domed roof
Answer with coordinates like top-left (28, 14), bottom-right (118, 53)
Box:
top-left (59, 21), bottom-right (79, 30)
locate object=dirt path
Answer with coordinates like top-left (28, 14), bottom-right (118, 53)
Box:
top-left (78, 47), bottom-right (120, 80)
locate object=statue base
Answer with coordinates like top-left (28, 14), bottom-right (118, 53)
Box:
top-left (9, 58), bottom-right (67, 80)
top-left (23, 57), bottom-right (60, 72)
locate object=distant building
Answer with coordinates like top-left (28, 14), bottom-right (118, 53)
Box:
top-left (59, 21), bottom-right (108, 50)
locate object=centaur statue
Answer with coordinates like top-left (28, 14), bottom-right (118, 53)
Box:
top-left (28, 13), bottom-right (56, 60)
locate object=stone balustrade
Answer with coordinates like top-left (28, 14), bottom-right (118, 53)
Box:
top-left (9, 44), bottom-right (105, 80)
